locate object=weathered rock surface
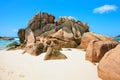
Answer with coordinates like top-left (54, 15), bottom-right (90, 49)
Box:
top-left (18, 29), bottom-right (25, 43)
top-left (80, 32), bottom-right (114, 50)
top-left (86, 40), bottom-right (119, 62)
top-left (44, 47), bottom-right (67, 60)
top-left (25, 43), bottom-right (44, 56)
top-left (98, 44), bottom-right (120, 80)
top-left (18, 11), bottom-right (89, 57)
top-left (42, 12), bottom-right (55, 23)
top-left (25, 28), bottom-right (35, 46)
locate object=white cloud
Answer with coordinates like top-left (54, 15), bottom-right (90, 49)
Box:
top-left (93, 5), bottom-right (118, 14)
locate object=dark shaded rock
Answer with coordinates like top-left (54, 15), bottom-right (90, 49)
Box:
top-left (48, 14), bottom-right (55, 23)
top-left (28, 12), bottom-right (41, 27)
top-left (98, 44), bottom-right (120, 80)
top-left (6, 41), bottom-right (20, 50)
top-left (0, 36), bottom-right (14, 40)
top-left (76, 21), bottom-right (89, 32)
top-left (42, 24), bottom-right (56, 33)
top-left (42, 12), bottom-right (55, 23)
top-left (86, 40), bottom-right (119, 63)
top-left (29, 23), bottom-right (56, 37)
top-left (18, 29), bottom-right (25, 43)
top-left (83, 22), bottom-right (89, 32)
top-left (27, 12), bottom-right (55, 35)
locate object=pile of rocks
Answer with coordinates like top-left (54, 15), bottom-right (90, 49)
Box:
top-left (79, 32), bottom-right (120, 80)
top-left (79, 32), bottom-right (119, 62)
top-left (18, 12), bottom-right (89, 59)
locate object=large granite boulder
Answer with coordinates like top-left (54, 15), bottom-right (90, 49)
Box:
top-left (86, 40), bottom-right (119, 63)
top-left (25, 28), bottom-right (35, 47)
top-left (98, 44), bottom-right (120, 80)
top-left (80, 32), bottom-right (114, 50)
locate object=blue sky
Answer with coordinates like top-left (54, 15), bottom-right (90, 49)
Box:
top-left (0, 0), bottom-right (120, 37)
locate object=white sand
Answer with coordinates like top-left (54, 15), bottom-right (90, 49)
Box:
top-left (0, 49), bottom-right (101, 80)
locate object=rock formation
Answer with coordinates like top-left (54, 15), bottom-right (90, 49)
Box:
top-left (18, 29), bottom-right (25, 43)
top-left (80, 32), bottom-right (114, 50)
top-left (17, 11), bottom-right (120, 80)
top-left (44, 46), bottom-right (67, 60)
top-left (18, 11), bottom-right (89, 57)
top-left (86, 40), bottom-right (119, 63)
top-left (6, 41), bottom-right (20, 50)
top-left (98, 44), bottom-right (120, 80)
top-left (0, 36), bottom-right (14, 40)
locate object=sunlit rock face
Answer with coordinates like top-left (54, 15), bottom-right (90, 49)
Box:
top-left (98, 44), bottom-right (120, 80)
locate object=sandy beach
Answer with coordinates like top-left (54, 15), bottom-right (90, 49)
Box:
top-left (0, 49), bottom-right (101, 80)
